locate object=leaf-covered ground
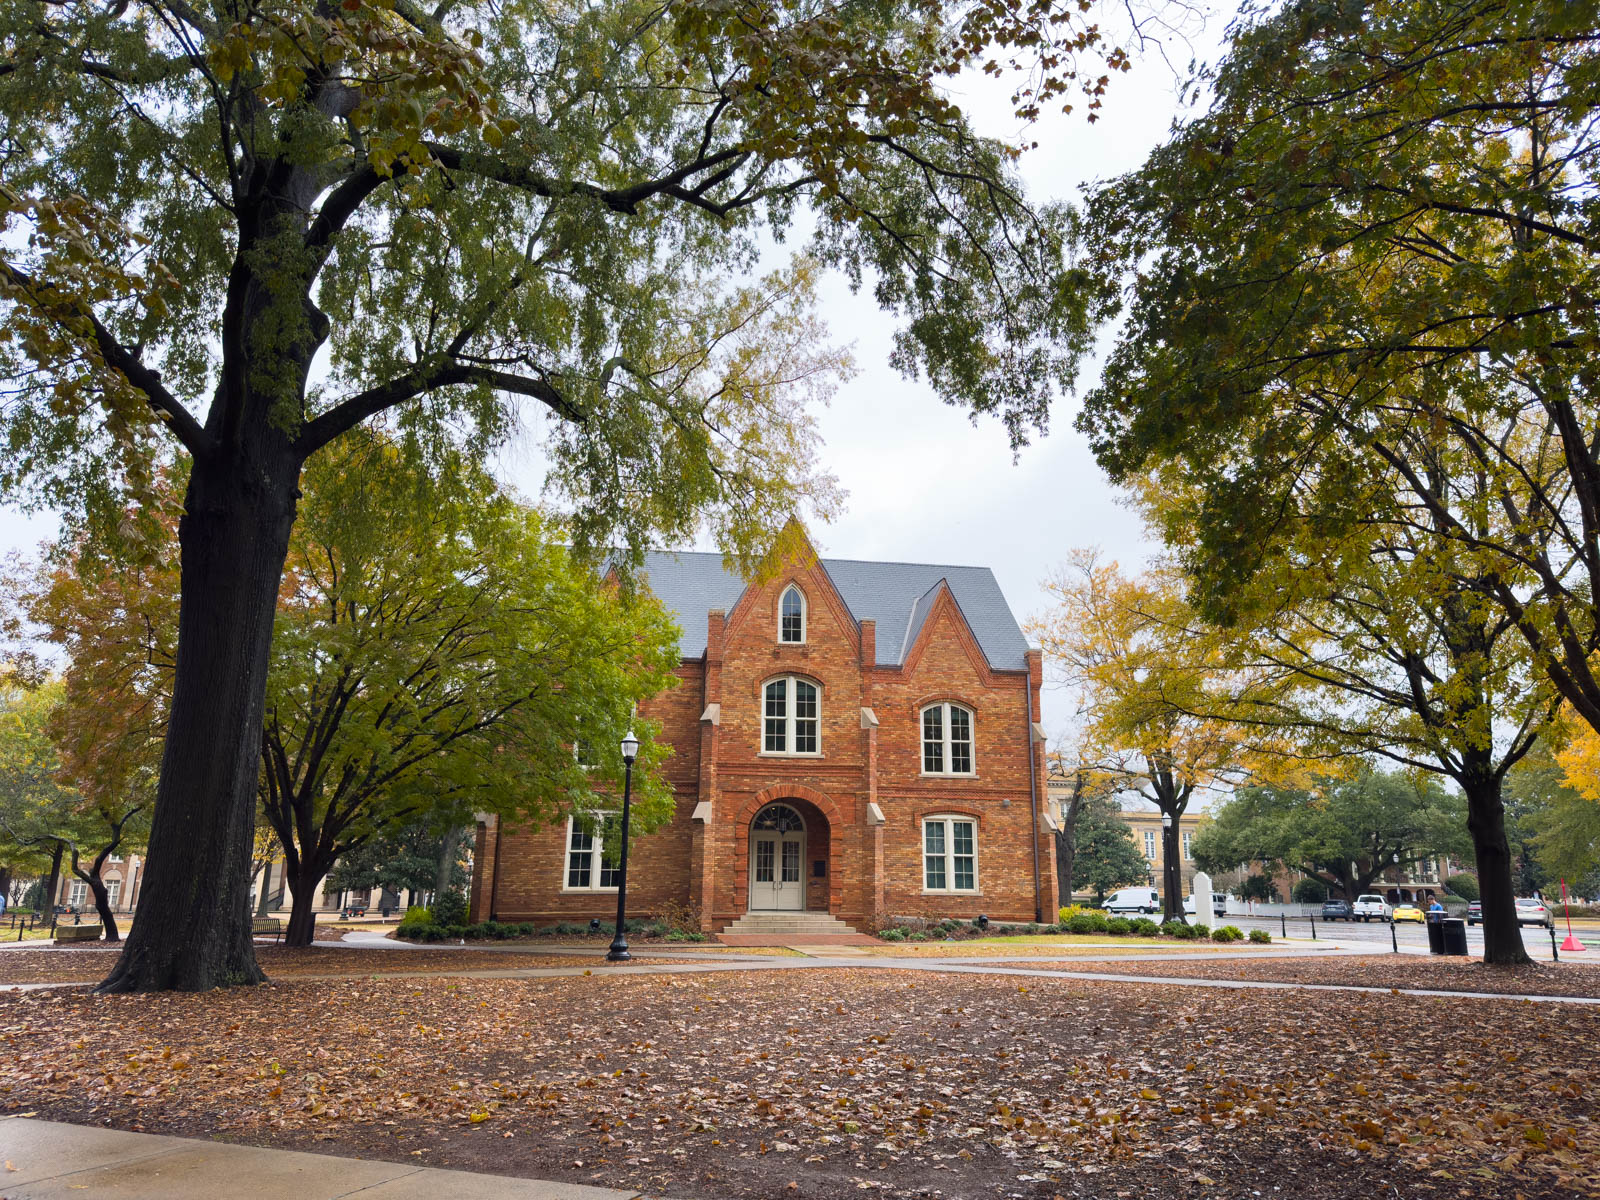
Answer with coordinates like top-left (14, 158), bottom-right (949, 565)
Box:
top-left (0, 947), bottom-right (686, 985)
top-left (1013, 954), bottom-right (1600, 998)
top-left (3, 968), bottom-right (1596, 1198)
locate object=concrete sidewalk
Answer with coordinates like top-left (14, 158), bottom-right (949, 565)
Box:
top-left (0, 1119), bottom-right (650, 1199)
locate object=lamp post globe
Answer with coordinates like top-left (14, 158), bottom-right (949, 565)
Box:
top-left (607, 732), bottom-right (640, 962)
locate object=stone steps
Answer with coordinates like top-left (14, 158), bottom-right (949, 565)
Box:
top-left (722, 912), bottom-right (858, 936)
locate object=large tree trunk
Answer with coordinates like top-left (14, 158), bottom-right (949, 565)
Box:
top-left (435, 826), bottom-right (462, 897)
top-left (1053, 826), bottom-right (1075, 908)
top-left (86, 873), bottom-right (119, 943)
top-left (284, 857), bottom-right (333, 947)
top-left (1161, 816), bottom-right (1184, 924)
top-left (255, 861), bottom-right (274, 917)
top-left (1463, 767), bottom-right (1531, 966)
top-left (97, 449), bottom-right (300, 992)
top-left (44, 842), bottom-right (62, 915)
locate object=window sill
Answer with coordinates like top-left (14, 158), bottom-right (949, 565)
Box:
top-left (919, 772), bottom-right (979, 780)
top-left (921, 889), bottom-right (982, 897)
top-left (560, 886), bottom-right (619, 894)
top-left (758, 751), bottom-right (824, 759)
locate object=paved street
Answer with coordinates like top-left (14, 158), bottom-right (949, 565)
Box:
top-left (1221, 912), bottom-right (1598, 958)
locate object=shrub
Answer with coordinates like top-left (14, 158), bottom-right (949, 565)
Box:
top-left (878, 927), bottom-right (907, 942)
top-left (395, 919), bottom-right (432, 940)
top-left (1161, 921), bottom-right (1199, 940)
top-left (1212, 925), bottom-right (1244, 943)
top-left (1249, 929), bottom-right (1272, 944)
top-left (1065, 913), bottom-right (1097, 934)
top-left (1446, 873), bottom-right (1480, 902)
top-left (1059, 904), bottom-right (1086, 923)
top-left (666, 929), bottom-right (710, 942)
top-left (403, 905), bottom-right (433, 925)
top-left (1190, 923), bottom-right (1211, 939)
top-left (1291, 878), bottom-right (1328, 904)
top-left (1105, 917), bottom-right (1134, 936)
top-left (551, 921), bottom-right (588, 936)
top-left (430, 890), bottom-right (468, 927)
top-left (1130, 918), bottom-right (1161, 937)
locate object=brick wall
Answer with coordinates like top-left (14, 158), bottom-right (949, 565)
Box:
top-left (471, 553), bottom-right (1054, 931)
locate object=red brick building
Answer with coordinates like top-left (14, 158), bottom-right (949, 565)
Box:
top-left (470, 535), bottom-right (1056, 935)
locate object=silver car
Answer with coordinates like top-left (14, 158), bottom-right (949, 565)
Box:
top-left (1515, 897), bottom-right (1555, 929)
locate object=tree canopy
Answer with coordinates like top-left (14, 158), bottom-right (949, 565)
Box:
top-left (1069, 794), bottom-right (1148, 904)
top-left (1192, 770), bottom-right (1471, 902)
top-left (0, 0), bottom-right (1130, 991)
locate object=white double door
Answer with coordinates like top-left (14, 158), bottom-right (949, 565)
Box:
top-left (749, 829), bottom-right (805, 910)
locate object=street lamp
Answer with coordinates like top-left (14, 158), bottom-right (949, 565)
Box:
top-left (607, 730), bottom-right (641, 963)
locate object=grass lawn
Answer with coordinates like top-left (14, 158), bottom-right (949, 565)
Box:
top-left (3, 964), bottom-right (1596, 1199)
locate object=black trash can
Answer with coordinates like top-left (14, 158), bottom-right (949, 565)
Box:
top-left (1440, 917), bottom-right (1468, 956)
top-left (1425, 911), bottom-right (1446, 955)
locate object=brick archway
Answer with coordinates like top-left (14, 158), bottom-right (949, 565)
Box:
top-left (734, 786), bottom-right (842, 915)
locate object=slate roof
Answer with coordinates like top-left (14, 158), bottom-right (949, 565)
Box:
top-left (636, 549), bottom-right (1032, 672)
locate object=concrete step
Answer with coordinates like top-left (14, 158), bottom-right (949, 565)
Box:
top-left (723, 912), bottom-right (858, 935)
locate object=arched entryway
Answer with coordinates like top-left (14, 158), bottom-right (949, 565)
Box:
top-left (748, 803), bottom-right (807, 911)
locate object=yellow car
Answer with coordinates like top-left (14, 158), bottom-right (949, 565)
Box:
top-left (1392, 904), bottom-right (1426, 923)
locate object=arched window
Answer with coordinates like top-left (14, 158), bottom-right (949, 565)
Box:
top-left (763, 675), bottom-right (820, 755)
top-left (779, 585), bottom-right (806, 643)
top-left (921, 703), bottom-right (975, 775)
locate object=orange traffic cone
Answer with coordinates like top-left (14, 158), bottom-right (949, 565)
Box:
top-left (1559, 879), bottom-right (1586, 953)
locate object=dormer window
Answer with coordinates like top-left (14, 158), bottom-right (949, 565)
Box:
top-left (922, 703), bottom-right (975, 775)
top-left (780, 585), bottom-right (806, 643)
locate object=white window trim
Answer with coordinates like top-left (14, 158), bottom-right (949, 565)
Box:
top-left (921, 814), bottom-right (980, 895)
top-left (1181, 831), bottom-right (1193, 861)
top-left (919, 702), bottom-right (977, 777)
top-left (67, 880), bottom-right (89, 907)
top-left (759, 675), bottom-right (823, 757)
top-left (561, 813), bottom-right (621, 893)
top-left (1144, 830), bottom-right (1157, 859)
top-left (779, 584), bottom-right (807, 644)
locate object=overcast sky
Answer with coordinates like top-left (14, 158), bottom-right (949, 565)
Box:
top-left (0, 6), bottom-right (1235, 742)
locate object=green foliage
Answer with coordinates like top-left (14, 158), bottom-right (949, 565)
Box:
top-left (1446, 874), bottom-right (1480, 903)
top-left (1189, 923), bottom-right (1210, 939)
top-left (1194, 771), bottom-right (1470, 902)
top-left (877, 928), bottom-right (907, 942)
top-left (1248, 928), bottom-right (1271, 944)
top-left (1211, 925), bottom-right (1243, 943)
top-left (1291, 879), bottom-right (1328, 904)
top-left (1237, 875), bottom-right (1279, 903)
top-left (1105, 917), bottom-right (1133, 936)
top-left (1071, 795), bottom-right (1150, 902)
top-left (1160, 921), bottom-right (1199, 940)
top-left (1130, 918), bottom-right (1160, 937)
top-left (430, 890), bottom-right (468, 928)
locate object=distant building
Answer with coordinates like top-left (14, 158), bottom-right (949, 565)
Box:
top-left (1046, 774), bottom-right (1203, 900)
top-left (53, 853), bottom-right (144, 913)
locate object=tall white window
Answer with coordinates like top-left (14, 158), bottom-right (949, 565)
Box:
top-left (779, 585), bottom-right (806, 643)
top-left (106, 879), bottom-right (122, 908)
top-left (923, 816), bottom-right (978, 892)
top-left (921, 703), bottom-right (975, 775)
top-left (67, 880), bottom-right (88, 908)
top-left (1144, 830), bottom-right (1157, 859)
top-left (565, 814), bottom-right (621, 891)
top-left (763, 676), bottom-right (819, 754)
top-left (1182, 831), bottom-right (1193, 861)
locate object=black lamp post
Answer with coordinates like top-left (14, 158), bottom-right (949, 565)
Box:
top-left (606, 730), bottom-right (640, 962)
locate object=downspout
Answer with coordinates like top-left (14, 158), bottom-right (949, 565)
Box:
top-left (488, 816), bottom-right (503, 922)
top-left (1024, 680), bottom-right (1042, 923)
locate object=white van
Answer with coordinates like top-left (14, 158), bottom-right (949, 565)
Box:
top-left (1104, 887), bottom-right (1161, 915)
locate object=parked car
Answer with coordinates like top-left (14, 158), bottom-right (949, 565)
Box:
top-left (1105, 887), bottom-right (1161, 915)
top-left (1320, 899), bottom-right (1353, 921)
top-left (1392, 903), bottom-right (1425, 923)
top-left (1466, 900), bottom-right (1482, 926)
top-left (1353, 894), bottom-right (1391, 922)
top-left (1183, 894), bottom-right (1228, 918)
top-left (1515, 898), bottom-right (1555, 929)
